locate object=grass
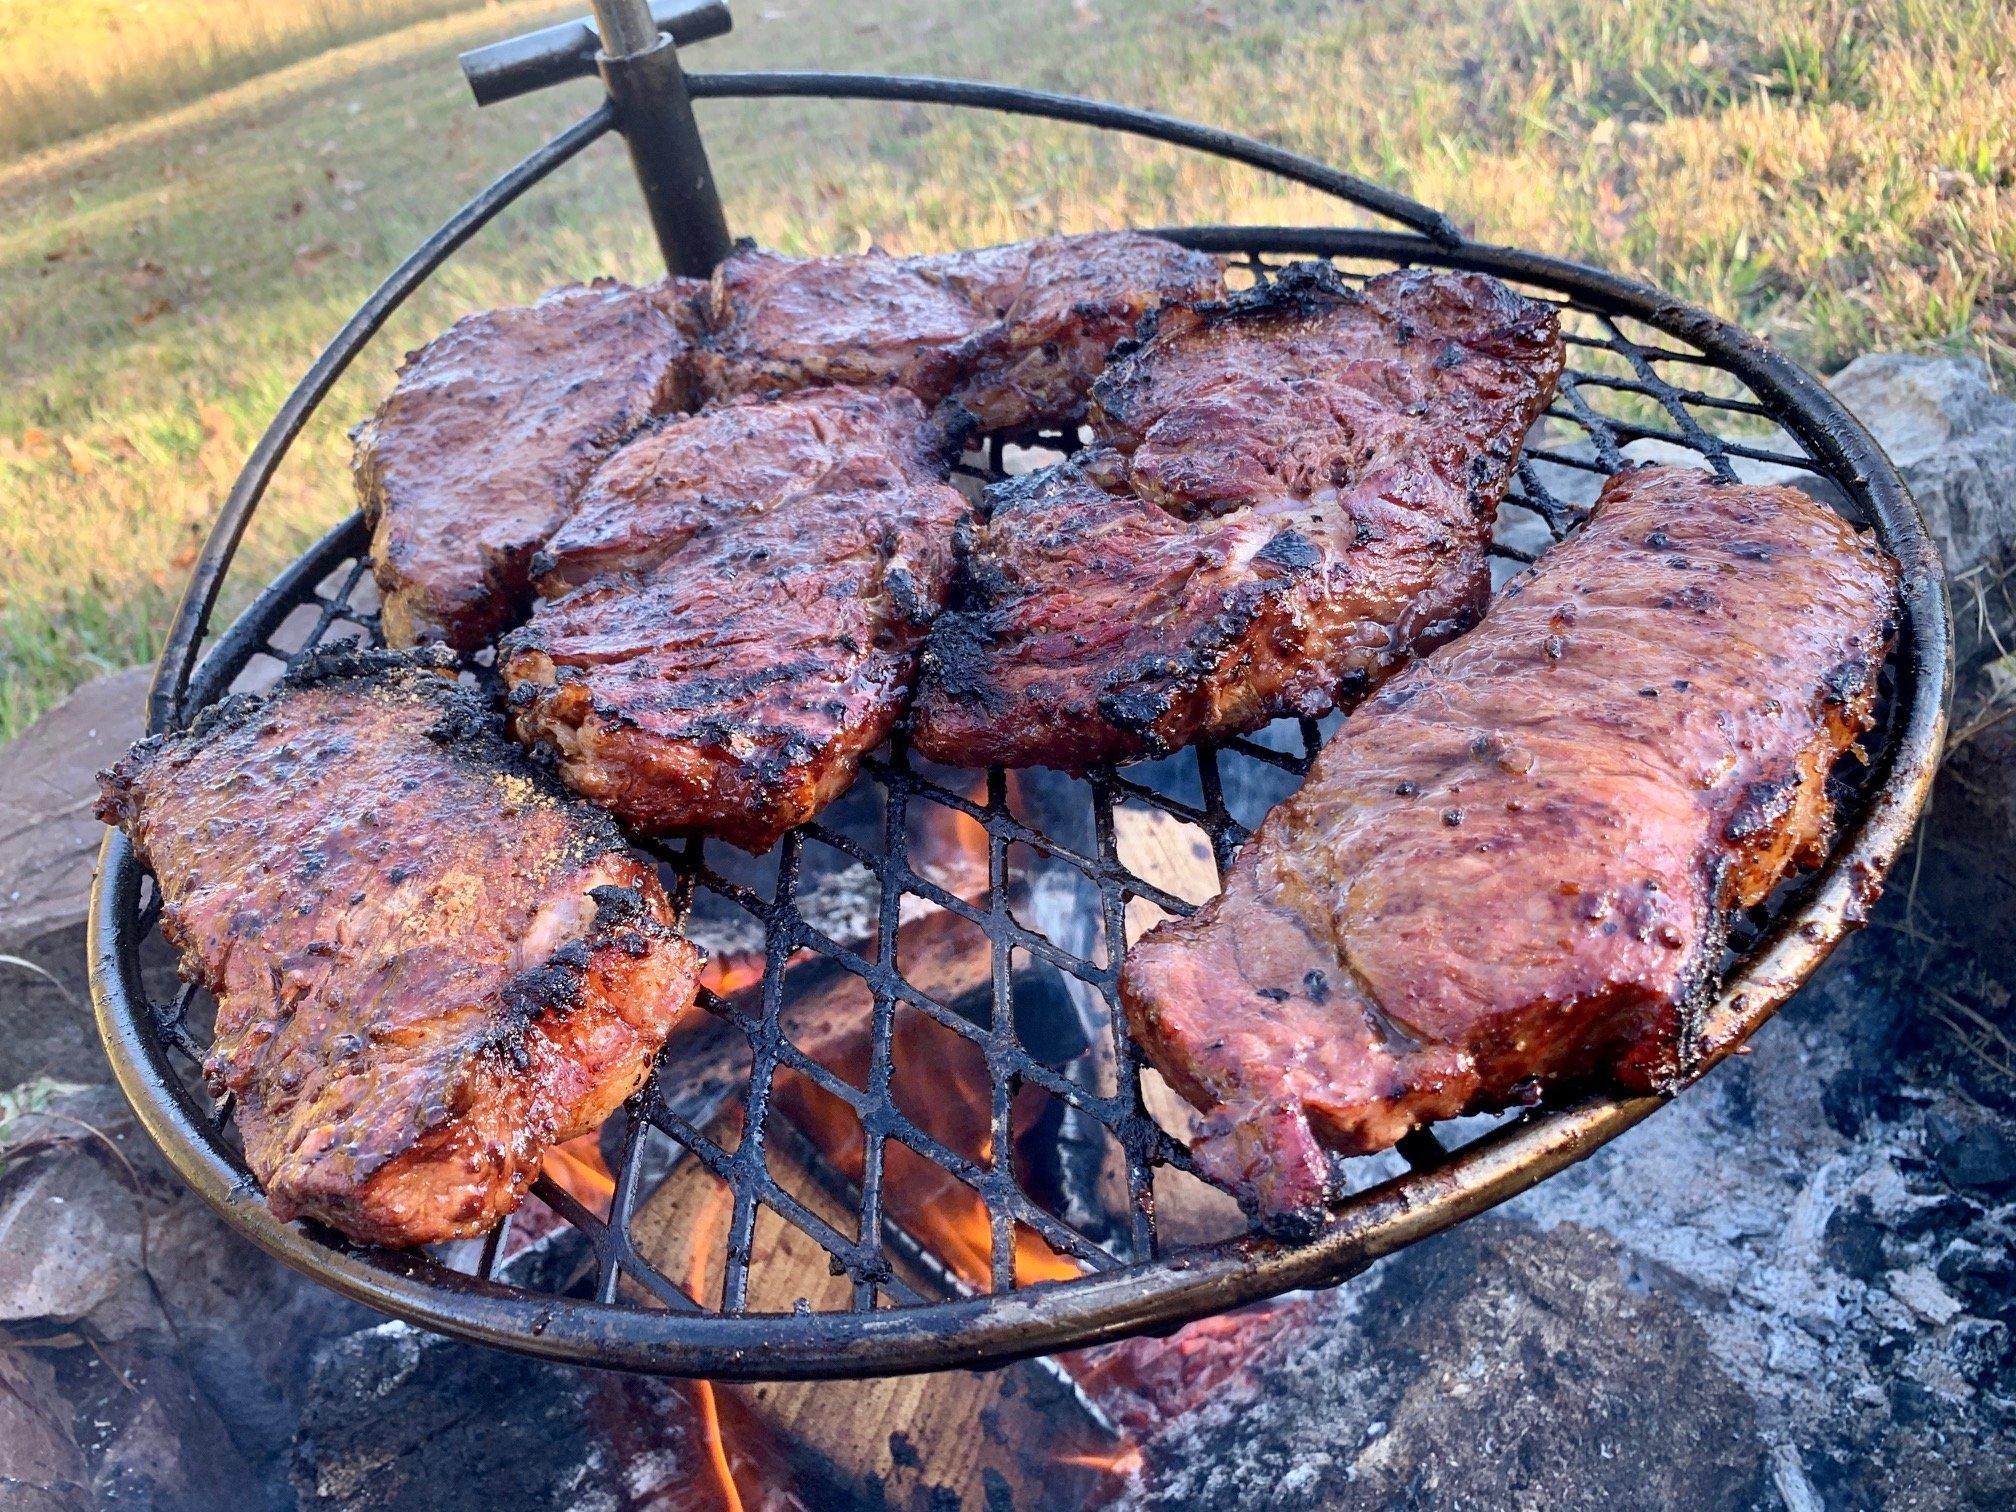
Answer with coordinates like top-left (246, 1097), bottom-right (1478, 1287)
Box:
top-left (1, 0), bottom-right (2012, 740)
top-left (0, 0), bottom-right (486, 158)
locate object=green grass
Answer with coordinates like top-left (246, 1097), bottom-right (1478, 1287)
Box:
top-left (1, 0), bottom-right (2012, 739)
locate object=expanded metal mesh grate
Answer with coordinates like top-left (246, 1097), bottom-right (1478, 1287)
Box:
top-left (106, 234), bottom-right (1932, 1376)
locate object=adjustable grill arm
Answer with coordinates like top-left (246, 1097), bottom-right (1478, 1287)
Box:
top-left (462, 0), bottom-right (735, 279)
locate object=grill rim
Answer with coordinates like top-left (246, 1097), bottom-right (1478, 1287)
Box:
top-left (82, 75), bottom-right (1952, 1381)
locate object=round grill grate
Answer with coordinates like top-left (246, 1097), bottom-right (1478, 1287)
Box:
top-left (90, 77), bottom-right (1948, 1381)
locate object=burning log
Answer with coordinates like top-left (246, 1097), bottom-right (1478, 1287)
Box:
top-left (618, 903), bottom-right (1124, 1508)
top-left (591, 768), bottom-right (1299, 1509)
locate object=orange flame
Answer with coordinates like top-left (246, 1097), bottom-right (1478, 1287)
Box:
top-left (542, 1134), bottom-right (615, 1221)
top-left (690, 1182), bottom-right (743, 1512)
top-left (923, 1170), bottom-right (1083, 1289)
top-left (1057, 1445), bottom-right (1146, 1479)
top-left (772, 1029), bottom-right (1083, 1292)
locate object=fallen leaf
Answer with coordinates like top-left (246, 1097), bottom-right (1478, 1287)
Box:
top-left (291, 240), bottom-right (338, 274)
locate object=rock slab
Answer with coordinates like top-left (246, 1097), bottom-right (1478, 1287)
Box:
top-left (1829, 353), bottom-right (2016, 581)
top-left (0, 664), bottom-right (149, 957)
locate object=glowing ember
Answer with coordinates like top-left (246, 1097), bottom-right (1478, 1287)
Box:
top-left (1065, 1298), bottom-right (1319, 1436)
top-left (700, 951), bottom-right (766, 998)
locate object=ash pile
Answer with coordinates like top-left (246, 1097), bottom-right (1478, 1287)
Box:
top-left (3, 354), bottom-right (2014, 1510)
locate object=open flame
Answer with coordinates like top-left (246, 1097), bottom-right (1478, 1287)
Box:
top-left (1056, 1446), bottom-right (1148, 1479)
top-left (541, 1133), bottom-right (616, 1220)
top-left (689, 1183), bottom-right (744, 1512)
top-left (765, 925), bottom-right (1086, 1290)
top-left (771, 1029), bottom-right (1085, 1291)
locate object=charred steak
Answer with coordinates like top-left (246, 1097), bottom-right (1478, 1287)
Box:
top-left (695, 231), bottom-right (1224, 432)
top-left (97, 649), bottom-right (701, 1247)
top-left (911, 264), bottom-right (1565, 769)
top-left (500, 387), bottom-right (968, 853)
top-left (1119, 466), bottom-right (1899, 1225)
top-left (355, 277), bottom-right (704, 651)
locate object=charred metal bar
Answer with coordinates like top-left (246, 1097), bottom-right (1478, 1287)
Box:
top-left (592, 0), bottom-right (733, 279)
top-left (459, 1), bottom-right (731, 107)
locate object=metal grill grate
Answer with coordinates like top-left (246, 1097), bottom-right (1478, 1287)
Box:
top-left (101, 236), bottom-right (1940, 1377)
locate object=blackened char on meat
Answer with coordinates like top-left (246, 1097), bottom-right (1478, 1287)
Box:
top-left (96, 648), bottom-right (702, 1248)
top-left (910, 263), bottom-right (1565, 770)
top-left (354, 277), bottom-right (704, 651)
top-left (695, 231), bottom-right (1224, 432)
top-left (500, 387), bottom-right (968, 853)
top-left (1119, 467), bottom-right (1899, 1226)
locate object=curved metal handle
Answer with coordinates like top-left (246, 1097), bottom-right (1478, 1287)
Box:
top-left (682, 70), bottom-right (1464, 247)
top-left (145, 107), bottom-right (619, 735)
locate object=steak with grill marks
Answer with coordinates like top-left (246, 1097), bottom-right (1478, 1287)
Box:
top-left (500, 387), bottom-right (968, 853)
top-left (97, 649), bottom-right (701, 1248)
top-left (355, 277), bottom-right (705, 651)
top-left (1119, 466), bottom-right (1899, 1227)
top-left (694, 232), bottom-right (1224, 432)
top-left (910, 263), bottom-right (1565, 770)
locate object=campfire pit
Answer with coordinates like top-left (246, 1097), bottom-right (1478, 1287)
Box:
top-left (89, 0), bottom-right (1948, 1389)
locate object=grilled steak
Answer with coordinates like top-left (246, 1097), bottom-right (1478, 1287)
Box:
top-left (911, 264), bottom-right (1564, 769)
top-left (355, 277), bottom-right (704, 651)
top-left (1120, 466), bottom-right (1899, 1225)
top-left (695, 232), bottom-right (1224, 431)
top-left (501, 388), bottom-right (968, 852)
top-left (97, 649), bottom-right (701, 1247)
top-left (529, 383), bottom-right (941, 594)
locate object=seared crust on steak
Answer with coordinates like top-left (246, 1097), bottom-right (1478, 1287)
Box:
top-left (500, 388), bottom-right (968, 852)
top-left (910, 264), bottom-right (1564, 769)
top-left (1119, 467), bottom-right (1899, 1226)
top-left (355, 277), bottom-right (703, 651)
top-left (695, 232), bottom-right (1223, 432)
top-left (96, 648), bottom-right (701, 1247)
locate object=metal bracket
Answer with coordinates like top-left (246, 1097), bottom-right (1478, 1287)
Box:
top-left (458, 1), bottom-right (730, 106)
top-left (461, 0), bottom-right (734, 279)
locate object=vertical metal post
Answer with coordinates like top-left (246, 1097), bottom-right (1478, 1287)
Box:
top-left (590, 0), bottom-right (732, 278)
